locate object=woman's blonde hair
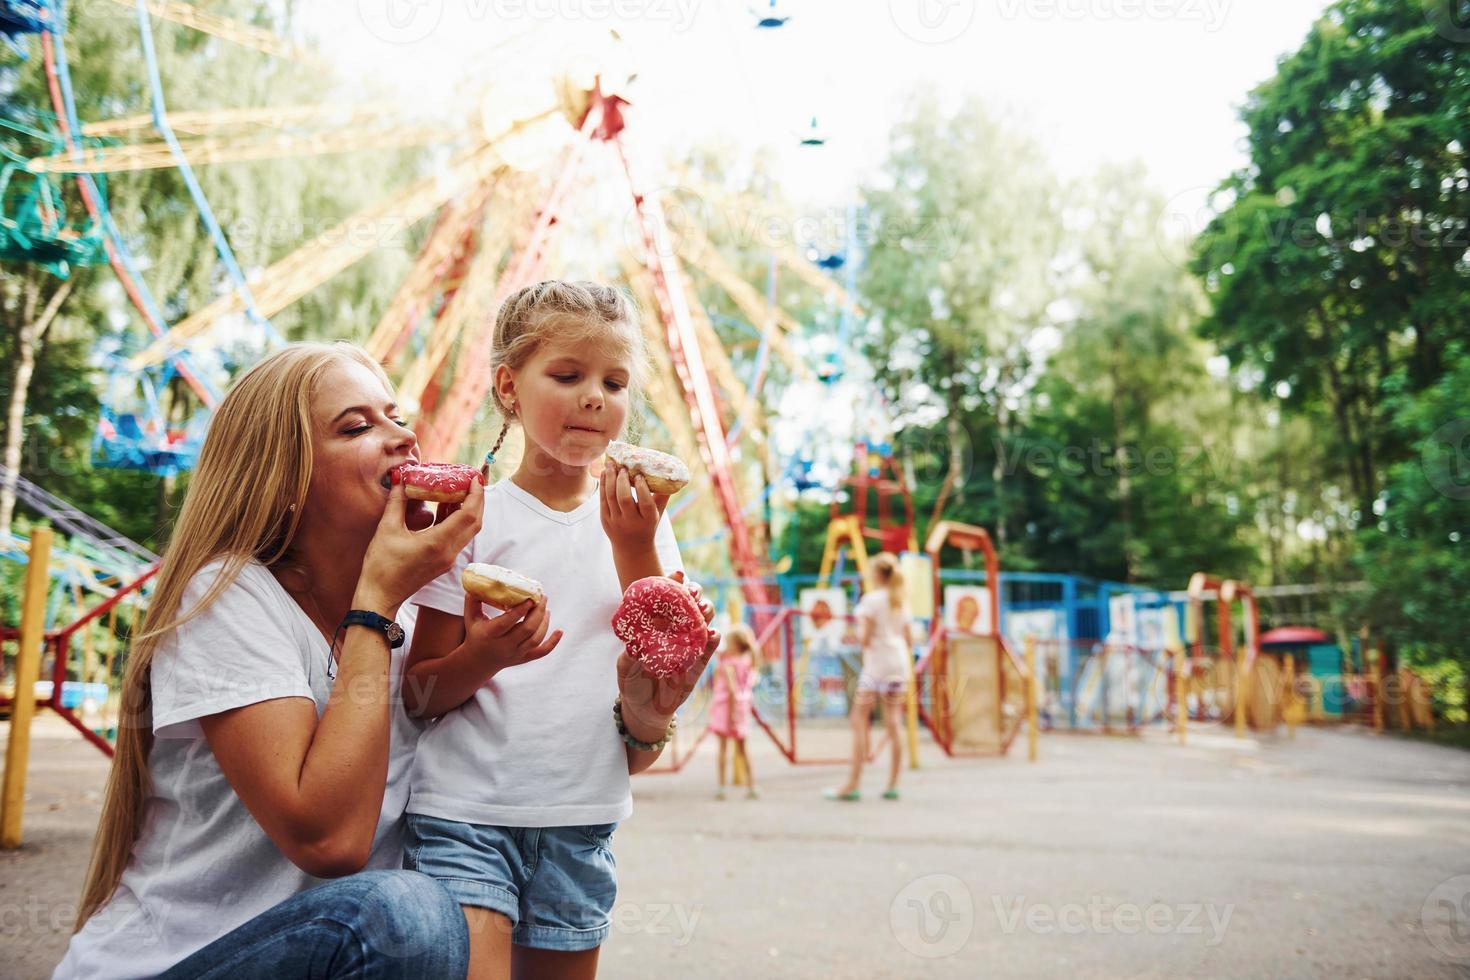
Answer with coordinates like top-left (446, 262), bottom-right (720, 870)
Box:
top-left (871, 553), bottom-right (908, 613)
top-left (486, 280), bottom-right (648, 455)
top-left (75, 342), bottom-right (392, 927)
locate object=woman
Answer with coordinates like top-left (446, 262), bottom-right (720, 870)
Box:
top-left (54, 342), bottom-right (543, 979)
top-left (827, 553), bottom-right (914, 802)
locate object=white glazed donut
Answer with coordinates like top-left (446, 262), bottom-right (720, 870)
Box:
top-left (461, 563), bottom-right (544, 610)
top-left (604, 442), bottom-right (690, 495)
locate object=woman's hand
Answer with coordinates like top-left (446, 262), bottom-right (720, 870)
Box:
top-left (460, 593), bottom-right (563, 679)
top-left (356, 480), bottom-right (484, 615)
top-left (600, 463), bottom-right (668, 556)
top-left (616, 570), bottom-right (719, 741)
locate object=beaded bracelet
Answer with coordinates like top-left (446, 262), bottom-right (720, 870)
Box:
top-left (613, 696), bottom-right (677, 751)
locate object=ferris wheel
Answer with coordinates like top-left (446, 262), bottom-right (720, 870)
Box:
top-left (3, 0), bottom-right (874, 600)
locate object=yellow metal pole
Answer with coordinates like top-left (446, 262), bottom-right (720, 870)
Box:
top-left (905, 662), bottom-right (920, 771)
top-left (3, 528), bottom-right (53, 850)
top-left (1025, 636), bottom-right (1038, 763)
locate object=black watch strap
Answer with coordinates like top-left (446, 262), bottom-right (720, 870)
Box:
top-left (339, 610), bottom-right (405, 649)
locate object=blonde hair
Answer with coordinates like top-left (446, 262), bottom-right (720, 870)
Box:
top-left (724, 622), bottom-right (760, 668)
top-left (871, 553), bottom-right (908, 613)
top-left (75, 342), bottom-right (392, 927)
top-left (487, 280), bottom-right (647, 455)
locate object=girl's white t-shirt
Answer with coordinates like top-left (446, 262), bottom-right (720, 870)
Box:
top-left (855, 589), bottom-right (913, 684)
top-left (53, 561), bottom-right (424, 980)
top-left (407, 478), bottom-right (683, 828)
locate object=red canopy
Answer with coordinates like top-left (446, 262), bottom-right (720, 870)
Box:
top-left (1260, 626), bottom-right (1331, 646)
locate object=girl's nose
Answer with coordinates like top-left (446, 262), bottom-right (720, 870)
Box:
top-left (581, 385), bottom-right (604, 410)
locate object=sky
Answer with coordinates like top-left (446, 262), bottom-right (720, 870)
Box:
top-left (287, 0), bottom-right (1342, 491)
top-left (305, 0), bottom-right (1336, 226)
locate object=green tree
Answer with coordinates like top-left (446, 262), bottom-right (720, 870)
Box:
top-left (859, 89), bottom-right (1062, 549)
top-left (1359, 343), bottom-right (1470, 682)
top-left (1, 4), bottom-right (423, 543)
top-left (1193, 0), bottom-right (1469, 525)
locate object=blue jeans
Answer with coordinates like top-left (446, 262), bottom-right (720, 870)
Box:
top-left (157, 870), bottom-right (469, 979)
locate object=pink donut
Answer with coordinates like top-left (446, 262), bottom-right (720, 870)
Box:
top-left (611, 577), bottom-right (708, 678)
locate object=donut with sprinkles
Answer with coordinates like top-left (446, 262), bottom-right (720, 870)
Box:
top-left (611, 576), bottom-right (708, 678)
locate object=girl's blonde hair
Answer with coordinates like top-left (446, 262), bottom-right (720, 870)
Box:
top-left (871, 553), bottom-right (908, 613)
top-left (487, 280), bottom-right (647, 454)
top-left (724, 622), bottom-right (760, 667)
top-left (75, 342), bottom-right (392, 927)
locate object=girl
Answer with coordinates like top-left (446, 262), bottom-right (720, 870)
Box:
top-left (402, 281), bottom-right (717, 980)
top-left (710, 623), bottom-right (760, 800)
top-left (55, 342), bottom-right (536, 979)
top-left (827, 553), bottom-right (913, 802)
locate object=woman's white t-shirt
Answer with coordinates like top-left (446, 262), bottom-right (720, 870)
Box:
top-left (855, 589), bottom-right (913, 684)
top-left (53, 560), bottom-right (424, 980)
top-left (408, 478), bottom-right (682, 828)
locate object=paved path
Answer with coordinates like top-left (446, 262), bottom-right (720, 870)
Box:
top-left (5, 717), bottom-right (1469, 978)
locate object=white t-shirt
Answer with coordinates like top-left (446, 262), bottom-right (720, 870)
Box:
top-left (53, 560), bottom-right (424, 980)
top-left (408, 478), bottom-right (683, 828)
top-left (855, 589), bottom-right (913, 684)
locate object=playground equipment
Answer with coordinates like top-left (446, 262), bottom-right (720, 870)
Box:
top-left (11, 5), bottom-right (886, 756)
top-left (0, 468), bottom-right (158, 757)
top-left (919, 521), bottom-right (1033, 757)
top-left (0, 117), bottom-right (104, 276)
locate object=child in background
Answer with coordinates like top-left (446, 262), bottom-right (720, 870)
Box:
top-left (827, 552), bottom-right (913, 802)
top-left (401, 281), bottom-right (717, 980)
top-left (710, 623), bottom-right (760, 800)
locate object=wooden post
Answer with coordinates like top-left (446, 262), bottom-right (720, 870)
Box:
top-left (1025, 635), bottom-right (1038, 763)
top-left (3, 527), bottom-right (53, 849)
top-left (1174, 644), bottom-right (1187, 746)
top-left (1284, 655), bottom-right (1297, 739)
top-left (1369, 644), bottom-right (1383, 734)
top-left (1235, 649), bottom-right (1249, 739)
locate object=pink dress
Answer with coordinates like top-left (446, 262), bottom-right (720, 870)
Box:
top-left (709, 655), bottom-right (755, 739)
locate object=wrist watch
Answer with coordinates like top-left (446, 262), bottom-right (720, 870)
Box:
top-left (339, 610), bottom-right (405, 649)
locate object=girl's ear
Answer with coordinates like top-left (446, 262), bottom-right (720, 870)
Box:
top-left (492, 363), bottom-right (516, 413)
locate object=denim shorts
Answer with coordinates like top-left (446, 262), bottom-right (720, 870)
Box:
top-left (857, 672), bottom-right (907, 697)
top-left (403, 813), bottom-right (619, 952)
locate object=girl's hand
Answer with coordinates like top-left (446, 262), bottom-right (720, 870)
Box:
top-left (616, 570), bottom-right (720, 742)
top-left (600, 463), bottom-right (669, 556)
top-left (356, 481), bottom-right (484, 614)
top-left (670, 569), bottom-right (715, 626)
top-left (461, 593), bottom-right (563, 679)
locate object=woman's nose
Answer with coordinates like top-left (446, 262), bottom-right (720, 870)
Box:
top-left (390, 420), bottom-right (418, 452)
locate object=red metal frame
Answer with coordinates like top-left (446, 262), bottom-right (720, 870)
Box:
top-left (829, 442), bottom-right (916, 555)
top-left (416, 102), bottom-right (606, 460)
top-left (917, 520), bottom-right (1026, 757)
top-left (415, 82), bottom-right (778, 612)
top-left (1, 564), bottom-right (159, 758)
